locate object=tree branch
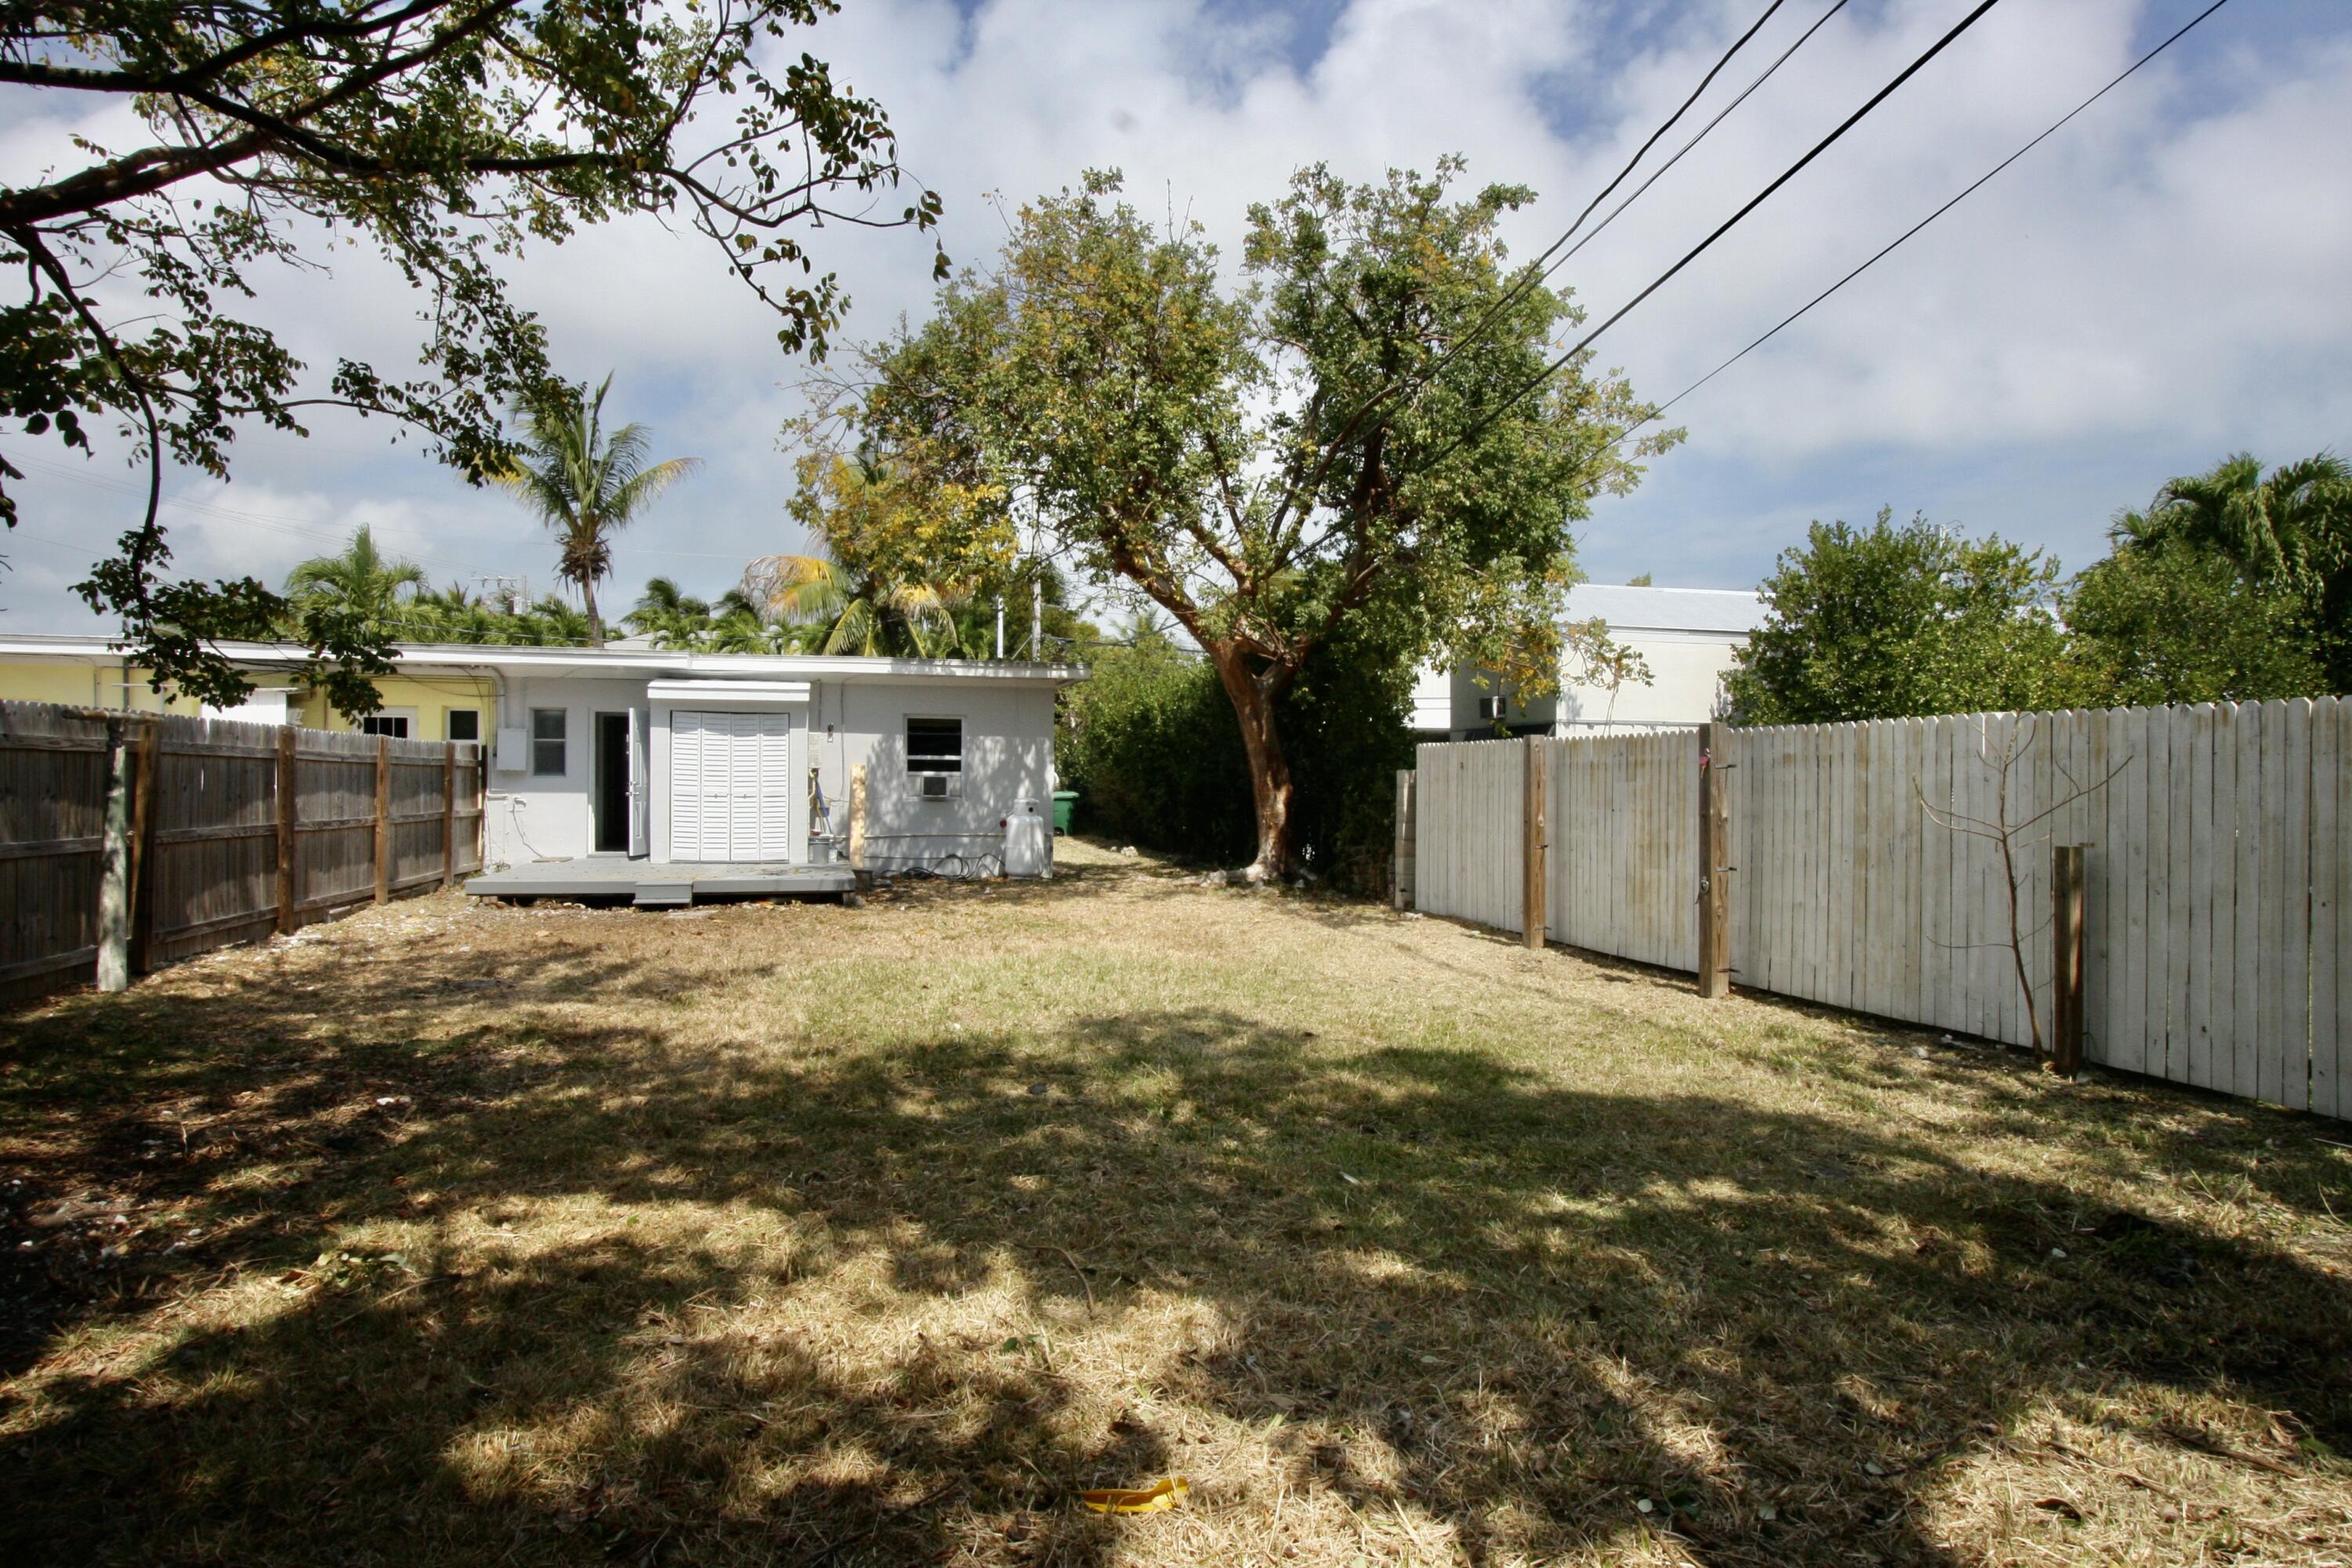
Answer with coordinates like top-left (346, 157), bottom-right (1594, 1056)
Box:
top-left (0, 0), bottom-right (531, 227)
top-left (9, 223), bottom-right (165, 595)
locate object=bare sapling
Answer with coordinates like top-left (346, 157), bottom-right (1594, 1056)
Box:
top-left (1918, 715), bottom-right (2131, 1070)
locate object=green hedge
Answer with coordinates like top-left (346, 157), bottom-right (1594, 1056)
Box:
top-left (1057, 637), bottom-right (1252, 862)
top-left (1057, 628), bottom-right (1413, 892)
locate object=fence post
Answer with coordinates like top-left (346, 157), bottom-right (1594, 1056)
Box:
top-left (276, 728), bottom-right (299, 935)
top-left (1392, 768), bottom-right (1417, 912)
top-left (127, 716), bottom-right (161, 974)
top-left (2051, 843), bottom-right (2086, 1076)
top-left (1697, 722), bottom-right (1732, 999)
top-left (474, 739), bottom-right (488, 872)
top-left (848, 764), bottom-right (868, 881)
top-left (96, 717), bottom-right (133, 993)
top-left (373, 734), bottom-right (391, 905)
top-left (441, 741), bottom-right (458, 890)
top-left (1522, 737), bottom-right (1547, 949)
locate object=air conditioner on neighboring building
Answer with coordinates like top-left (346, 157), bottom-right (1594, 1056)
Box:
top-left (1476, 695), bottom-right (1507, 721)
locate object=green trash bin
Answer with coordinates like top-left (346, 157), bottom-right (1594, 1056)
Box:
top-left (1051, 790), bottom-right (1079, 835)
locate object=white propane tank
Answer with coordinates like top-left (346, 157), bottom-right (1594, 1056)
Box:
top-left (1001, 798), bottom-right (1051, 878)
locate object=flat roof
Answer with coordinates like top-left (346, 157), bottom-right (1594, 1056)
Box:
top-left (0, 633), bottom-right (1087, 685)
top-left (1566, 584), bottom-right (1764, 636)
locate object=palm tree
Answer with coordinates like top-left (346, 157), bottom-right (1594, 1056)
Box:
top-left (705, 589), bottom-right (798, 654)
top-left (2127, 450), bottom-right (2352, 690)
top-left (746, 452), bottom-right (978, 659)
top-left (2133, 452), bottom-right (2350, 578)
top-left (496, 376), bottom-right (700, 646)
top-left (285, 527), bottom-right (427, 634)
top-left (625, 577), bottom-right (716, 649)
top-left (742, 546), bottom-right (968, 656)
top-left (403, 581), bottom-right (506, 645)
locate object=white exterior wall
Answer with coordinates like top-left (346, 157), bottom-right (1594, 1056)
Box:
top-left (1438, 585), bottom-right (1761, 739)
top-left (207, 688), bottom-right (292, 727)
top-left (1450, 630), bottom-right (1748, 736)
top-left (478, 670), bottom-right (1061, 873)
top-left (648, 691), bottom-right (809, 864)
top-left (1556, 629), bottom-right (1748, 729)
top-left (482, 673), bottom-right (652, 866)
top-left (808, 680), bottom-right (1059, 873)
top-left (1408, 664), bottom-right (1451, 733)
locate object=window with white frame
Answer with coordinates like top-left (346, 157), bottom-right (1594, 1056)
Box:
top-left (906, 716), bottom-right (963, 799)
top-left (531, 708), bottom-right (568, 776)
top-left (359, 707), bottom-right (416, 739)
top-left (445, 708), bottom-right (481, 743)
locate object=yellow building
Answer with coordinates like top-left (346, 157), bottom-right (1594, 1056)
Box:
top-left (0, 634), bottom-right (495, 742)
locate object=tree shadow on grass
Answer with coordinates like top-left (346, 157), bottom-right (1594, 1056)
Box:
top-left (2, 982), bottom-right (2347, 1566)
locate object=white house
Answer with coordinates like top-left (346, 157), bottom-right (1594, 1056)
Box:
top-left (1440, 584), bottom-right (1764, 739)
top-left (0, 634), bottom-right (1083, 901)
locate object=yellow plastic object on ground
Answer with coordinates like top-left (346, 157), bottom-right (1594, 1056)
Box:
top-left (1078, 1477), bottom-right (1189, 1515)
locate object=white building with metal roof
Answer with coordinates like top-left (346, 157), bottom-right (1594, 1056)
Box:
top-left (1439, 583), bottom-right (1765, 739)
top-left (0, 634), bottom-right (1085, 899)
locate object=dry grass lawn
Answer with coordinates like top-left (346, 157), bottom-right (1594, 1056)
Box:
top-left (2, 838), bottom-right (2350, 1566)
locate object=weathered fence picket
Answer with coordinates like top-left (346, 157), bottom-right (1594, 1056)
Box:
top-left (1414, 697), bottom-right (2351, 1120)
top-left (0, 701), bottom-right (484, 1001)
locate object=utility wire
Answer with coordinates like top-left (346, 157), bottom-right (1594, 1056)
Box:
top-left (1625, 0), bottom-right (2237, 437)
top-left (1548, 0), bottom-right (1855, 277)
top-left (1331, 0), bottom-right (1798, 441)
top-left (9, 449), bottom-right (753, 564)
top-left (1467, 0), bottom-right (1793, 337)
top-left (1409, 0), bottom-right (2008, 479)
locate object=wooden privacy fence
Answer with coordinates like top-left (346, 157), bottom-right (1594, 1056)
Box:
top-left (1413, 733), bottom-right (1700, 973)
top-left (1408, 697), bottom-right (2350, 1120)
top-left (0, 701), bottom-right (485, 1002)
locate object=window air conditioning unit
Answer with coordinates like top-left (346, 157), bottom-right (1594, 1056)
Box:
top-left (918, 773), bottom-right (957, 800)
top-left (1476, 696), bottom-right (1507, 721)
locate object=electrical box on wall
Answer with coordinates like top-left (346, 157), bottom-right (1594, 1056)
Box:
top-left (494, 726), bottom-right (528, 773)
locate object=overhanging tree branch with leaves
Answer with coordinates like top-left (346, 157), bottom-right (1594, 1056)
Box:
top-left (806, 162), bottom-right (1676, 877)
top-left (2, 0), bottom-right (942, 708)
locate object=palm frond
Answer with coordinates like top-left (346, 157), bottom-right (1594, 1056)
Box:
top-left (743, 554), bottom-right (850, 622)
top-left (605, 456), bottom-right (703, 527)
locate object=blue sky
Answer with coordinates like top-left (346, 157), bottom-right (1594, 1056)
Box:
top-left (3, 0), bottom-right (2348, 630)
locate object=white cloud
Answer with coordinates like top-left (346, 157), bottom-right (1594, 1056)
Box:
top-left (5, 0), bottom-right (2348, 627)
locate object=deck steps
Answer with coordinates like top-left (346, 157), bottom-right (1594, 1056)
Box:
top-left (463, 860), bottom-right (857, 904)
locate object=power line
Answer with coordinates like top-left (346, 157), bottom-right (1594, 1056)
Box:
top-left (9, 453), bottom-right (488, 577)
top-left (1627, 0), bottom-right (2238, 437)
top-left (1546, 0), bottom-right (1856, 277)
top-left (1500, 1), bottom-right (1794, 323)
top-left (1411, 0), bottom-right (2009, 479)
top-left (1336, 0), bottom-right (1802, 440)
top-left (7, 449), bottom-right (758, 567)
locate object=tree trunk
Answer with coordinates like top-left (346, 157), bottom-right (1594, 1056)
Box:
top-left (583, 577), bottom-right (604, 648)
top-left (1208, 645), bottom-right (1294, 880)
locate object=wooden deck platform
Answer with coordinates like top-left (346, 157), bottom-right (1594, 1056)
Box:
top-left (463, 859), bottom-right (855, 906)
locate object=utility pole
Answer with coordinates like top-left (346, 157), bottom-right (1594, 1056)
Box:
top-left (477, 574), bottom-right (528, 613)
top-left (995, 596), bottom-right (1004, 660)
top-left (1030, 568), bottom-right (1042, 662)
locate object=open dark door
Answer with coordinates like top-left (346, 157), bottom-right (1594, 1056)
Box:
top-left (592, 712), bottom-right (630, 853)
top-left (628, 706), bottom-right (649, 858)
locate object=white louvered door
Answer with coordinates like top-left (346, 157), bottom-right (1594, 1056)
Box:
top-left (755, 713), bottom-right (796, 860)
top-left (670, 710), bottom-right (797, 862)
top-left (670, 710), bottom-right (708, 859)
top-left (727, 713), bottom-right (764, 861)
